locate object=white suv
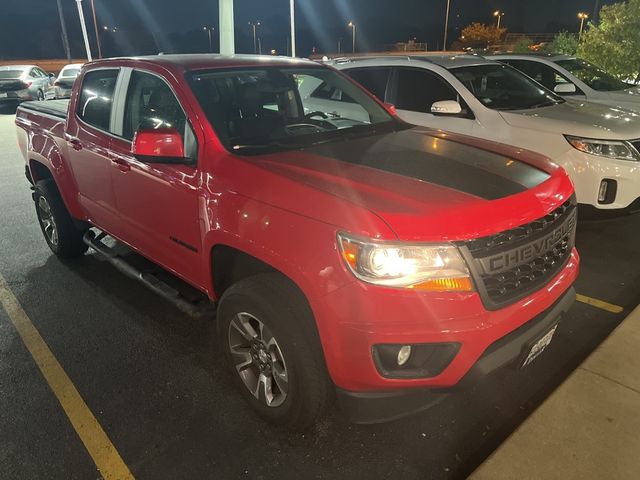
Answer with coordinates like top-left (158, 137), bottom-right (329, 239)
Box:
top-left (490, 54), bottom-right (640, 112)
top-left (332, 54), bottom-right (640, 213)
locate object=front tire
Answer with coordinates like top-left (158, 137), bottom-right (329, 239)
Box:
top-left (34, 179), bottom-right (88, 258)
top-left (217, 273), bottom-right (332, 430)
top-left (36, 89), bottom-right (44, 101)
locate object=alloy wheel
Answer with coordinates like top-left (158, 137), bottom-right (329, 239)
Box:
top-left (228, 312), bottom-right (289, 407)
top-left (37, 196), bottom-right (58, 246)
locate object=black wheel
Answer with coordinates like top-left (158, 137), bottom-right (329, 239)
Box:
top-left (217, 273), bottom-right (332, 430)
top-left (37, 90), bottom-right (44, 101)
top-left (34, 179), bottom-right (88, 258)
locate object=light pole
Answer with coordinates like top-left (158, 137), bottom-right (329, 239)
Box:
top-left (249, 21), bottom-right (261, 54)
top-left (443, 0), bottom-right (451, 51)
top-left (75, 0), bottom-right (93, 61)
top-left (203, 26), bottom-right (215, 52)
top-left (348, 21), bottom-right (356, 53)
top-left (337, 38), bottom-right (342, 54)
top-left (578, 12), bottom-right (589, 40)
top-left (493, 10), bottom-right (504, 29)
top-left (89, 0), bottom-right (102, 58)
top-left (290, 0), bottom-right (296, 57)
top-left (55, 0), bottom-right (72, 62)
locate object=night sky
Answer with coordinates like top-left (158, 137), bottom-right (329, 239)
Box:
top-left (0, 0), bottom-right (617, 59)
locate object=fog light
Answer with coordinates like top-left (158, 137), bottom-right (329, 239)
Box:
top-left (397, 345), bottom-right (412, 366)
top-left (597, 179), bottom-right (617, 205)
top-left (598, 180), bottom-right (608, 203)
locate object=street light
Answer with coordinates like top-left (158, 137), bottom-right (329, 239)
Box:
top-left (249, 21), bottom-right (261, 54)
top-left (89, 0), bottom-right (102, 58)
top-left (74, 0), bottom-right (93, 61)
top-left (290, 0), bottom-right (296, 57)
top-left (493, 10), bottom-right (505, 29)
top-left (203, 26), bottom-right (215, 52)
top-left (578, 12), bottom-right (589, 40)
top-left (443, 0), bottom-right (451, 51)
top-left (348, 21), bottom-right (356, 53)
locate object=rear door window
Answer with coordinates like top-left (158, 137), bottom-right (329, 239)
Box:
top-left (393, 68), bottom-right (462, 113)
top-left (77, 69), bottom-right (119, 132)
top-left (344, 68), bottom-right (391, 102)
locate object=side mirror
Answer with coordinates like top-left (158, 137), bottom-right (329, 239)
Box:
top-left (48, 73), bottom-right (56, 78)
top-left (431, 100), bottom-right (462, 115)
top-left (554, 83), bottom-right (577, 94)
top-left (132, 128), bottom-right (190, 164)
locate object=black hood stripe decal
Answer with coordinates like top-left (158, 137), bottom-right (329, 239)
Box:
top-left (307, 129), bottom-right (550, 201)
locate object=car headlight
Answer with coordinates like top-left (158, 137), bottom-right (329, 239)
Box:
top-left (338, 233), bottom-right (473, 291)
top-left (565, 135), bottom-right (640, 161)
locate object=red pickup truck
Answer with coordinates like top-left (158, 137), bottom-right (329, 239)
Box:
top-left (15, 55), bottom-right (579, 429)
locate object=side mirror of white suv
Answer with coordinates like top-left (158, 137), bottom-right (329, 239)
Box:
top-left (554, 83), bottom-right (577, 94)
top-left (431, 100), bottom-right (462, 115)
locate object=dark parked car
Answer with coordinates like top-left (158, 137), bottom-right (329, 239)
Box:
top-left (0, 65), bottom-right (52, 105)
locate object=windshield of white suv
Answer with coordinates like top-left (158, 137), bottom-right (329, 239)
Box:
top-left (555, 59), bottom-right (629, 91)
top-left (450, 64), bottom-right (564, 111)
top-left (188, 66), bottom-right (401, 154)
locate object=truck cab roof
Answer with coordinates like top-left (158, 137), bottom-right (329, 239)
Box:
top-left (87, 54), bottom-right (320, 73)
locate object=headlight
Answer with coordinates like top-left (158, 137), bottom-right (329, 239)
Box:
top-left (338, 233), bottom-right (473, 291)
top-left (565, 135), bottom-right (639, 161)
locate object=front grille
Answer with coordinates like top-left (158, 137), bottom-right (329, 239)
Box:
top-left (462, 196), bottom-right (576, 309)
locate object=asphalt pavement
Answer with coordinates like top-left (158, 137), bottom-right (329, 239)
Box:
top-left (0, 106), bottom-right (638, 479)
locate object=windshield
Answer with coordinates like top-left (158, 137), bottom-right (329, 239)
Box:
top-left (451, 64), bottom-right (563, 111)
top-left (0, 70), bottom-right (24, 79)
top-left (187, 66), bottom-right (398, 153)
top-left (60, 67), bottom-right (81, 78)
top-left (555, 58), bottom-right (629, 92)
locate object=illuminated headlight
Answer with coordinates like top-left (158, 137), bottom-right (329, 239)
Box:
top-left (338, 233), bottom-right (473, 291)
top-left (565, 135), bottom-right (640, 161)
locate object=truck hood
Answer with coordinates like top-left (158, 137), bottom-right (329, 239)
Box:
top-left (500, 99), bottom-right (640, 140)
top-left (241, 126), bottom-right (574, 242)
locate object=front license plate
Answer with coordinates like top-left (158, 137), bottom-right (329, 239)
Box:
top-left (522, 324), bottom-right (558, 368)
top-left (0, 93), bottom-right (7, 98)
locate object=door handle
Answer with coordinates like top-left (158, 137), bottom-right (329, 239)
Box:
top-left (111, 157), bottom-right (131, 172)
top-left (64, 133), bottom-right (82, 151)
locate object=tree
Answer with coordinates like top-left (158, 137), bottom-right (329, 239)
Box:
top-left (457, 23), bottom-right (506, 49)
top-left (547, 32), bottom-right (579, 55)
top-left (512, 37), bottom-right (534, 53)
top-left (578, 0), bottom-right (640, 81)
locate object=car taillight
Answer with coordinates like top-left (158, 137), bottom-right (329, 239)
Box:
top-left (22, 81), bottom-right (32, 89)
top-left (54, 81), bottom-right (60, 86)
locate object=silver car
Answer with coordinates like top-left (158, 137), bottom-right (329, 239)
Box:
top-left (0, 65), bottom-right (53, 105)
top-left (52, 63), bottom-right (84, 99)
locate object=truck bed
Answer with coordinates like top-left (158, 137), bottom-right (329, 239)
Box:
top-left (19, 99), bottom-right (69, 119)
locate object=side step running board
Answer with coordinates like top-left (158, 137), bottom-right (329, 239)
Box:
top-left (83, 230), bottom-right (215, 318)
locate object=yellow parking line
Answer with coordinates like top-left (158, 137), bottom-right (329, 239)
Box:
top-left (0, 273), bottom-right (134, 480)
top-left (576, 294), bottom-right (624, 314)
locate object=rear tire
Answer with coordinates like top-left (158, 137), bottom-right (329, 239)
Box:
top-left (34, 179), bottom-right (88, 259)
top-left (217, 273), bottom-right (332, 430)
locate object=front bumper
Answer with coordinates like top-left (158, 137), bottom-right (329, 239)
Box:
top-left (559, 148), bottom-right (640, 210)
top-left (337, 285), bottom-right (576, 424)
top-left (314, 249), bottom-right (579, 392)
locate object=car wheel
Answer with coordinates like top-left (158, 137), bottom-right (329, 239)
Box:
top-left (37, 89), bottom-right (44, 101)
top-left (217, 273), bottom-right (333, 430)
top-left (34, 179), bottom-right (88, 258)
